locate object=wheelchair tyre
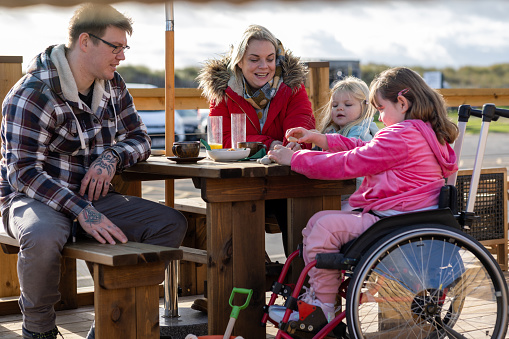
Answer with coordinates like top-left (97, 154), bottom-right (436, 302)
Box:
top-left (345, 224), bottom-right (508, 339)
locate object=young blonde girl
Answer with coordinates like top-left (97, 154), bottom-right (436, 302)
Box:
top-left (316, 76), bottom-right (378, 142)
top-left (268, 67), bottom-right (459, 322)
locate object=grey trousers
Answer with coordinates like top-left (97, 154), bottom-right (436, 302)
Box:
top-left (3, 192), bottom-right (187, 333)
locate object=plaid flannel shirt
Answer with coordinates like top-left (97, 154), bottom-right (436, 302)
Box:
top-left (0, 45), bottom-right (151, 218)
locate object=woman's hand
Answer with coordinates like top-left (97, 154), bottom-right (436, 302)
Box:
top-left (287, 141), bottom-right (302, 151)
top-left (268, 144), bottom-right (294, 166)
top-left (269, 140), bottom-right (283, 150)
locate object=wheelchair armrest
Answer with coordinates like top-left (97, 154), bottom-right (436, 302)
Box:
top-left (439, 185), bottom-right (458, 215)
top-left (315, 252), bottom-right (357, 271)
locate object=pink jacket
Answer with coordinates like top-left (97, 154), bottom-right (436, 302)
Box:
top-left (291, 120), bottom-right (458, 212)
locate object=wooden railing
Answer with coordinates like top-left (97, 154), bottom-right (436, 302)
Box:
top-left (131, 87), bottom-right (509, 112)
top-left (439, 88), bottom-right (509, 107)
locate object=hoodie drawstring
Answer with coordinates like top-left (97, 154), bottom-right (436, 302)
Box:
top-left (66, 82), bottom-right (118, 150)
top-left (108, 81), bottom-right (118, 133)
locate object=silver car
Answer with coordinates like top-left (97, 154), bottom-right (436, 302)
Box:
top-left (137, 110), bottom-right (185, 149)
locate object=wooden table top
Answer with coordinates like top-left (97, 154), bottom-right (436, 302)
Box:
top-left (123, 155), bottom-right (293, 179)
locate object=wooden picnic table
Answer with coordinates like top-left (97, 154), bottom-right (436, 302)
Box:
top-left (118, 155), bottom-right (356, 339)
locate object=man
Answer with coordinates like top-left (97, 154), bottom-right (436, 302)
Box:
top-left (0, 4), bottom-right (187, 338)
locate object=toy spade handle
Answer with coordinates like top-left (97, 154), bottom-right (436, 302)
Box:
top-left (222, 318), bottom-right (236, 339)
top-left (228, 288), bottom-right (253, 319)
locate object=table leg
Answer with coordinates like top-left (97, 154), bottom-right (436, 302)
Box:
top-left (207, 200), bottom-right (265, 339)
top-left (287, 196), bottom-right (342, 283)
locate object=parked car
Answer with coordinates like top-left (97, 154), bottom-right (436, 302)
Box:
top-left (137, 110), bottom-right (185, 149)
top-left (198, 108), bottom-right (210, 136)
top-left (178, 109), bottom-right (206, 141)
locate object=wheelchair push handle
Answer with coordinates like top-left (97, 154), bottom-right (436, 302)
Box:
top-left (458, 103), bottom-right (509, 122)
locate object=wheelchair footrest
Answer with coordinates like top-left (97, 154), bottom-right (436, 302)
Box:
top-left (280, 306), bottom-right (329, 338)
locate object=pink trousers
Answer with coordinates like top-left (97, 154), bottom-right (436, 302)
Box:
top-left (302, 210), bottom-right (380, 304)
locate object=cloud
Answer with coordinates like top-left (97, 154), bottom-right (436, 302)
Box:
top-left (3, 1), bottom-right (509, 72)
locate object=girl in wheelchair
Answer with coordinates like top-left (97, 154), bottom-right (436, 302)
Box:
top-left (267, 67), bottom-right (459, 323)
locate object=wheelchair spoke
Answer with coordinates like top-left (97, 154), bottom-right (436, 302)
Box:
top-left (346, 225), bottom-right (508, 339)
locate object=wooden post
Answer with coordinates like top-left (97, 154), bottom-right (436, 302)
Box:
top-left (0, 56), bottom-right (22, 106)
top-left (164, 2), bottom-right (176, 208)
top-left (305, 61), bottom-right (330, 119)
top-left (0, 56), bottom-right (22, 298)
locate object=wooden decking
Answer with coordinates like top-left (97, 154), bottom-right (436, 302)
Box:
top-left (0, 293), bottom-right (281, 338)
top-left (2, 262), bottom-right (508, 338)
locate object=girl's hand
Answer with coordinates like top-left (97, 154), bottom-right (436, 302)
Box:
top-left (286, 127), bottom-right (328, 150)
top-left (268, 144), bottom-right (294, 166)
top-left (285, 127), bottom-right (315, 144)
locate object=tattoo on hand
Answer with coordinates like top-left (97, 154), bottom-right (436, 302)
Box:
top-left (83, 206), bottom-right (103, 225)
top-left (92, 152), bottom-right (117, 177)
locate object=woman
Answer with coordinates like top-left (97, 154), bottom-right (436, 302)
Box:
top-left (197, 25), bottom-right (315, 264)
top-left (197, 24), bottom-right (315, 150)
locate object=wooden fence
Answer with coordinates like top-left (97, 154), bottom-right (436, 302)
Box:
top-left (130, 87), bottom-right (509, 112)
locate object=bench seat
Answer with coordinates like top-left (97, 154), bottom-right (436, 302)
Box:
top-left (0, 231), bottom-right (186, 338)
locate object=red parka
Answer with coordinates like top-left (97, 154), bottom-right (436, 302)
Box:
top-left (197, 52), bottom-right (315, 149)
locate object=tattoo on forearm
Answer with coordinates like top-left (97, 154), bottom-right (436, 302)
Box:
top-left (83, 206), bottom-right (103, 225)
top-left (92, 152), bottom-right (117, 176)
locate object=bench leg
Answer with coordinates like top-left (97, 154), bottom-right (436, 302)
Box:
top-left (94, 262), bottom-right (165, 339)
top-left (163, 260), bottom-right (180, 317)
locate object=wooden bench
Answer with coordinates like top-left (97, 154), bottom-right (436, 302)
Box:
top-left (174, 197), bottom-right (281, 234)
top-left (0, 231), bottom-right (195, 338)
top-left (172, 197), bottom-right (283, 295)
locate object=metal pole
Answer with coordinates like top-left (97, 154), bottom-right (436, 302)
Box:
top-left (163, 2), bottom-right (178, 318)
top-left (163, 260), bottom-right (180, 318)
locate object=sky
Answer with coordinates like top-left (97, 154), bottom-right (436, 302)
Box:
top-left (1, 0), bottom-right (509, 73)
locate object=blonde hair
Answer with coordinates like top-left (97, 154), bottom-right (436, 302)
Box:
top-left (67, 3), bottom-right (133, 48)
top-left (228, 25), bottom-right (278, 79)
top-left (369, 67), bottom-right (458, 145)
top-left (317, 76), bottom-right (375, 135)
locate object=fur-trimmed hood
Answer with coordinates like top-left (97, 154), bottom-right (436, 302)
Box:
top-left (197, 51), bottom-right (308, 104)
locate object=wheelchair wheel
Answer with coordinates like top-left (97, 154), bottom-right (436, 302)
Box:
top-left (345, 224), bottom-right (508, 339)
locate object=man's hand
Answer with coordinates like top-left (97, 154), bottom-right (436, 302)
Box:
top-left (80, 150), bottom-right (118, 201)
top-left (77, 204), bottom-right (128, 244)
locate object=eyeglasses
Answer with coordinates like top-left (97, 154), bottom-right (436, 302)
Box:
top-left (88, 33), bottom-right (130, 54)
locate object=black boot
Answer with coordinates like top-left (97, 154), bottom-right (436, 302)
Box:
top-left (22, 326), bottom-right (63, 339)
top-left (86, 321), bottom-right (95, 339)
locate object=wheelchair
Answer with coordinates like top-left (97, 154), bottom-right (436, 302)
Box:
top-left (261, 104), bottom-right (509, 339)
